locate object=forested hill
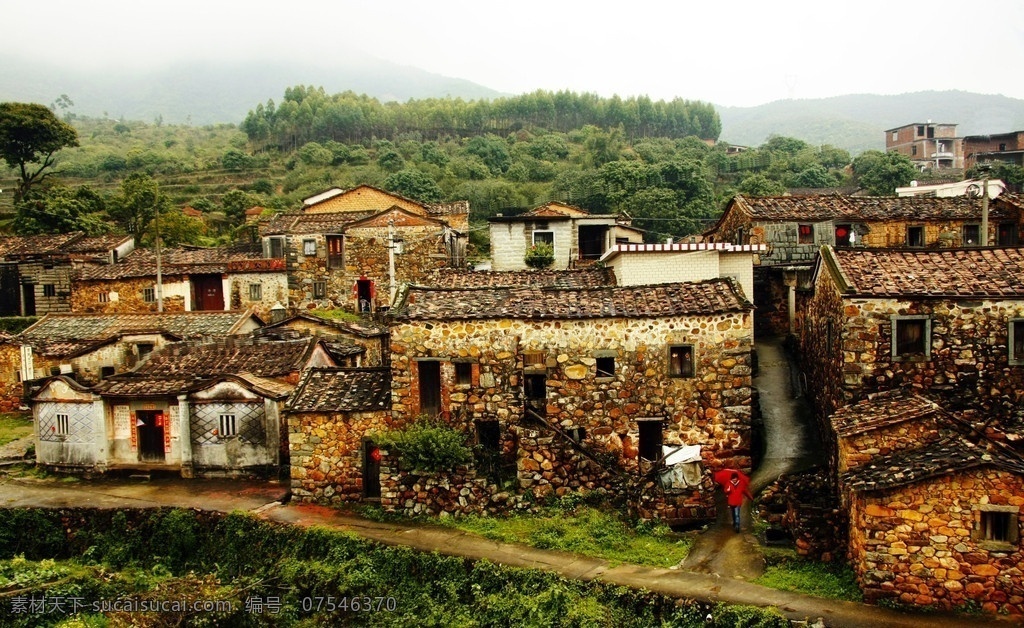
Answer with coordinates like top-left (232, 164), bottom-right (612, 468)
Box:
top-left (719, 91), bottom-right (1024, 154)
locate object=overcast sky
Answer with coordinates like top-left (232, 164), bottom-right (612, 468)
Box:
top-left (8, 0), bottom-right (1024, 107)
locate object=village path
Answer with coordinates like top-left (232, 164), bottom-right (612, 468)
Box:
top-left (678, 335), bottom-right (819, 579)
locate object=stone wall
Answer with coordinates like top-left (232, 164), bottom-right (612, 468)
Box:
top-left (836, 419), bottom-right (944, 474)
top-left (0, 343), bottom-right (23, 412)
top-left (378, 452), bottom-right (517, 516)
top-left (834, 296), bottom-right (1024, 418)
top-left (757, 470), bottom-right (846, 562)
top-left (345, 223), bottom-right (449, 308)
top-left (72, 278), bottom-right (188, 313)
top-left (288, 409), bottom-right (399, 503)
top-left (849, 468), bottom-right (1024, 615)
top-left (390, 312), bottom-right (754, 521)
top-left (227, 271), bottom-right (289, 320)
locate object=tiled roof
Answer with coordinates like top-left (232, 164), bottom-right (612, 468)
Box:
top-left (825, 247), bottom-right (1024, 298)
top-left (260, 312), bottom-right (389, 338)
top-left (21, 311), bottom-right (258, 357)
top-left (134, 337), bottom-right (318, 378)
top-left (287, 367), bottom-right (391, 413)
top-left (830, 390), bottom-right (947, 437)
top-left (0, 233), bottom-right (83, 258)
top-left (64, 235), bottom-right (133, 254)
top-left (842, 436), bottom-right (1024, 492)
top-left (95, 372), bottom-right (293, 399)
top-left (422, 268), bottom-right (616, 289)
top-left (728, 194), bottom-right (1016, 222)
top-left (394, 279), bottom-right (751, 321)
top-left (259, 211), bottom-right (373, 235)
top-left (323, 341), bottom-right (367, 361)
top-left (76, 243), bottom-right (270, 280)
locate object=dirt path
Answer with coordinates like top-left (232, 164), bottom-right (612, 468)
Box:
top-left (679, 336), bottom-right (817, 579)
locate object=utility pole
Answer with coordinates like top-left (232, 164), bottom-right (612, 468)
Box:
top-left (388, 219), bottom-right (396, 305)
top-left (155, 202), bottom-right (163, 312)
top-left (980, 164), bottom-right (991, 246)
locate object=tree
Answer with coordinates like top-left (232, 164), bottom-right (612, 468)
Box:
top-left (791, 164), bottom-right (839, 188)
top-left (855, 150), bottom-right (917, 196)
top-left (15, 185), bottom-right (109, 235)
top-left (220, 189), bottom-right (263, 224)
top-left (383, 170), bottom-right (442, 204)
top-left (0, 102), bottom-right (79, 202)
top-left (108, 173), bottom-right (169, 243)
top-left (147, 209), bottom-right (206, 247)
top-left (738, 174), bottom-right (786, 197)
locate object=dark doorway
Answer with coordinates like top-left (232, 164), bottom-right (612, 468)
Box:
top-left (192, 274), bottom-right (224, 311)
top-left (362, 439), bottom-right (381, 499)
top-left (21, 283), bottom-right (36, 316)
top-left (637, 419), bottom-right (663, 462)
top-left (418, 361), bottom-right (441, 417)
top-left (0, 264), bottom-right (18, 316)
top-left (577, 225), bottom-right (607, 260)
top-left (136, 410), bottom-right (166, 462)
top-left (998, 222), bottom-right (1019, 246)
top-left (524, 374), bottom-right (547, 418)
top-left (356, 278), bottom-right (373, 313)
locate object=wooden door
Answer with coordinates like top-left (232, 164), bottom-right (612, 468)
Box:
top-left (192, 274), bottom-right (224, 311)
top-left (136, 410), bottom-right (166, 462)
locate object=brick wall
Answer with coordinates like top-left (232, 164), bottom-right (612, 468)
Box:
top-left (849, 468), bottom-right (1024, 615)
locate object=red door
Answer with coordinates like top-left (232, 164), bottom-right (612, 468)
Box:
top-left (192, 274), bottom-right (224, 311)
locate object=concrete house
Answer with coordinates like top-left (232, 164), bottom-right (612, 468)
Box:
top-left (0, 233), bottom-right (134, 317)
top-left (885, 122), bottom-right (963, 170)
top-left (287, 367), bottom-right (393, 503)
top-left (385, 279), bottom-right (755, 522)
top-left (488, 202), bottom-right (643, 271)
top-left (31, 335), bottom-right (335, 476)
top-left (260, 186), bottom-right (470, 311)
top-left (802, 246), bottom-right (1024, 430)
top-left (71, 244), bottom-right (288, 320)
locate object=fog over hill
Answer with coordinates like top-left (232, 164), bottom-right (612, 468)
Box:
top-left (4, 53), bottom-right (1024, 155)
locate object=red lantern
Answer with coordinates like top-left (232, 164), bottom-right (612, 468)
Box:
top-left (369, 446), bottom-right (382, 463)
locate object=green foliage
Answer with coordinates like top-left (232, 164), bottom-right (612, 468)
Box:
top-left (737, 174), bottom-right (786, 197)
top-left (755, 553), bottom-right (862, 602)
top-left (107, 172), bottom-right (169, 242)
top-left (707, 603), bottom-right (790, 627)
top-left (0, 102), bottom-right (79, 201)
top-left (14, 185), bottom-right (110, 235)
top-left (0, 412), bottom-right (33, 447)
top-left (524, 241), bottom-right (555, 269)
top-left (382, 169), bottom-right (442, 203)
top-left (376, 419), bottom-right (472, 471)
top-left (0, 509), bottom-right (67, 559)
top-left (442, 505), bottom-right (693, 568)
top-left (854, 150), bottom-right (917, 195)
top-left (0, 317), bottom-right (37, 334)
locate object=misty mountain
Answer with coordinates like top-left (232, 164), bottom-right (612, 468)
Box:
top-left (717, 91), bottom-right (1024, 154)
top-left (0, 52), bottom-right (504, 126)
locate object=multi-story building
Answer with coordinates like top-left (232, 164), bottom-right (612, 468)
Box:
top-left (885, 122), bottom-right (963, 169)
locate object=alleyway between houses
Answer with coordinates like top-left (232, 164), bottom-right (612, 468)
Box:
top-left (679, 335), bottom-right (818, 579)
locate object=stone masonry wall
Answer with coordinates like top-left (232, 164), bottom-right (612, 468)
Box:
top-left (289, 409), bottom-right (400, 503)
top-left (849, 468), bottom-right (1024, 615)
top-left (378, 451), bottom-right (519, 517)
top-left (344, 224), bottom-right (449, 309)
top-left (72, 278), bottom-right (187, 313)
top-left (0, 343), bottom-right (23, 412)
top-left (391, 312), bottom-right (754, 520)
top-left (838, 297), bottom-right (1024, 417)
top-left (837, 420), bottom-right (945, 474)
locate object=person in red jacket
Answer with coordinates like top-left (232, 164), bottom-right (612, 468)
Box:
top-left (716, 469), bottom-right (753, 533)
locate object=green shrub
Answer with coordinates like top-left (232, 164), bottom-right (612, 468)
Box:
top-left (376, 419), bottom-right (472, 471)
top-left (524, 241), bottom-right (555, 268)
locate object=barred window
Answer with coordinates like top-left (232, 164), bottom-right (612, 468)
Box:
top-left (98, 292), bottom-right (110, 303)
top-left (43, 284), bottom-right (56, 297)
top-left (669, 345), bottom-right (694, 378)
top-left (56, 413), bottom-right (70, 436)
top-left (313, 281), bottom-right (327, 299)
top-left (219, 414), bottom-right (237, 438)
top-left (142, 287), bottom-right (155, 303)
top-left (249, 283), bottom-right (262, 301)
top-left (303, 239), bottom-right (316, 256)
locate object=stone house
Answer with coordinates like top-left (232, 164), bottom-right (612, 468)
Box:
top-left (71, 243), bottom-right (288, 320)
top-left (260, 186), bottom-right (470, 311)
top-left (705, 194), bottom-right (1024, 336)
top-left (0, 233), bottom-right (134, 317)
top-left (801, 246), bottom-right (1024, 435)
top-left (488, 201), bottom-right (643, 271)
top-left (287, 367), bottom-right (393, 503)
top-left (598, 242), bottom-right (766, 303)
top-left (30, 335), bottom-right (335, 476)
top-left (842, 436), bottom-right (1024, 614)
top-left (386, 279), bottom-right (755, 522)
top-left (259, 312), bottom-right (389, 367)
top-left (16, 310), bottom-right (263, 389)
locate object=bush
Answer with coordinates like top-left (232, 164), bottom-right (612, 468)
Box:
top-left (524, 241), bottom-right (555, 268)
top-left (376, 419), bottom-right (472, 471)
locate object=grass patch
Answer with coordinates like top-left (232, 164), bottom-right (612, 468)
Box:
top-left (307, 308), bottom-right (361, 322)
top-left (0, 413), bottom-right (33, 448)
top-left (438, 504), bottom-right (693, 568)
top-left (755, 550), bottom-right (862, 602)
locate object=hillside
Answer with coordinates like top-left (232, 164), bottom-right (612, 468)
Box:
top-left (718, 91), bottom-right (1024, 154)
